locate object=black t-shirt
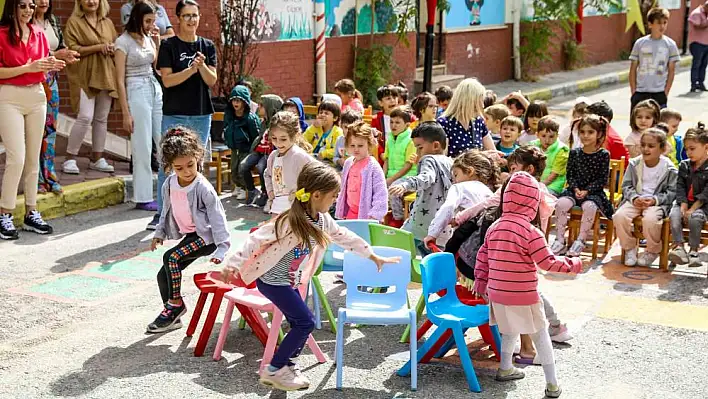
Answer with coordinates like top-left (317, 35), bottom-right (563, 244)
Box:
top-left (157, 36), bottom-right (217, 116)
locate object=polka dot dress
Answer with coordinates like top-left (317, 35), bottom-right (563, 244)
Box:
top-left (559, 148), bottom-right (614, 218)
top-left (437, 116), bottom-right (489, 158)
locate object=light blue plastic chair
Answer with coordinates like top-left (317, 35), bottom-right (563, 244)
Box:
top-left (397, 252), bottom-right (500, 393)
top-left (335, 247), bottom-right (417, 391)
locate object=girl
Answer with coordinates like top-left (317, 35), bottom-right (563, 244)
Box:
top-left (335, 121), bottom-right (389, 221)
top-left (423, 150), bottom-right (499, 247)
top-left (333, 78), bottom-right (364, 113)
top-left (518, 100), bottom-right (549, 145)
top-left (264, 111), bottom-right (315, 215)
top-left (222, 162), bottom-right (399, 391)
top-left (149, 127), bottom-right (230, 333)
top-left (614, 128), bottom-right (678, 267)
top-left (333, 110), bottom-right (362, 169)
top-left (625, 99), bottom-right (660, 159)
top-left (558, 97), bottom-right (590, 149)
top-left (411, 92), bottom-right (438, 124)
top-left (474, 172), bottom-right (581, 399)
top-left (552, 114), bottom-right (613, 257)
top-left (437, 78), bottom-right (496, 157)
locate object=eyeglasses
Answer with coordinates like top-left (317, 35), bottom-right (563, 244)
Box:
top-left (181, 13), bottom-right (200, 22)
top-left (18, 3), bottom-right (37, 10)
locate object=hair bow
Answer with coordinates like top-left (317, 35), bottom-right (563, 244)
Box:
top-left (295, 188), bottom-right (311, 203)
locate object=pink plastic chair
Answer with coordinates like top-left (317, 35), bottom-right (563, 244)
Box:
top-left (212, 284), bottom-right (327, 371)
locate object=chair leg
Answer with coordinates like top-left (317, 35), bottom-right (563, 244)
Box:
top-left (400, 294), bottom-right (426, 343)
top-left (453, 326), bottom-right (482, 393)
top-left (215, 159), bottom-right (222, 195)
top-left (260, 310), bottom-right (283, 372)
top-left (212, 301), bottom-right (235, 361)
top-left (311, 282), bottom-right (322, 330)
top-left (237, 317), bottom-right (246, 330)
top-left (421, 329), bottom-right (453, 364)
top-left (416, 320), bottom-right (433, 342)
top-left (398, 325), bottom-right (448, 377)
top-left (312, 276), bottom-right (337, 333)
top-left (409, 311), bottom-right (417, 391)
top-left (660, 220), bottom-right (670, 271)
top-left (186, 292), bottom-right (208, 337)
top-left (604, 220), bottom-right (614, 256)
top-left (335, 309), bottom-right (346, 390)
top-left (478, 324), bottom-right (500, 360)
top-left (194, 291), bottom-right (224, 357)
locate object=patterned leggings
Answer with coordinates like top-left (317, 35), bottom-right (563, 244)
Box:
top-left (554, 197), bottom-right (598, 243)
top-left (157, 233), bottom-right (216, 302)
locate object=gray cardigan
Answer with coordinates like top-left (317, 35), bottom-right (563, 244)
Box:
top-left (620, 156), bottom-right (678, 215)
top-left (154, 174), bottom-right (231, 261)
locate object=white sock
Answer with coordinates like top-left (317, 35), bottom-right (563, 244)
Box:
top-left (500, 333), bottom-right (519, 370)
top-left (500, 352), bottom-right (513, 370)
top-left (543, 364), bottom-right (558, 386)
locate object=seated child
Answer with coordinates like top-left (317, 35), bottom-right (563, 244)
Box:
top-left (385, 107), bottom-right (418, 227)
top-left (558, 97), bottom-right (590, 149)
top-left (411, 92), bottom-right (438, 124)
top-left (303, 100), bottom-right (343, 163)
top-left (396, 80), bottom-right (409, 105)
top-left (584, 101), bottom-right (630, 162)
top-left (483, 89), bottom-right (497, 108)
top-left (614, 128), bottom-right (677, 266)
top-left (669, 122), bottom-right (708, 267)
top-left (660, 108), bottom-right (686, 166)
top-left (501, 91), bottom-right (529, 117)
top-left (389, 122), bottom-right (453, 254)
top-left (334, 78), bottom-right (365, 113)
top-left (224, 85), bottom-right (262, 201)
top-left (371, 84), bottom-right (401, 163)
top-left (518, 100), bottom-right (548, 145)
top-left (626, 99), bottom-right (660, 159)
top-left (484, 103), bottom-right (511, 144)
top-left (496, 116), bottom-right (523, 156)
top-left (434, 85), bottom-right (453, 118)
top-left (531, 116), bottom-right (568, 196)
top-left (282, 97), bottom-right (309, 132)
top-left (335, 121), bottom-right (388, 221)
top-left (334, 110), bottom-right (363, 169)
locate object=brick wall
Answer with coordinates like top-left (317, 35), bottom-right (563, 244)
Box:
top-left (442, 27), bottom-right (513, 86)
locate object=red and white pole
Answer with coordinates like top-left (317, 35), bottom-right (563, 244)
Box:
top-left (314, 0), bottom-right (327, 98)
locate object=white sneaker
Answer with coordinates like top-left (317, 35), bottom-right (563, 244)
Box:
top-left (669, 246), bottom-right (689, 265)
top-left (233, 187), bottom-right (247, 200)
top-left (62, 159), bottom-right (80, 174)
top-left (624, 248), bottom-right (638, 267)
top-left (89, 158), bottom-right (114, 173)
top-left (637, 252), bottom-right (659, 267)
top-left (550, 239), bottom-right (566, 255)
top-left (566, 239), bottom-right (585, 257)
top-left (263, 200), bottom-right (272, 214)
top-left (688, 251), bottom-right (702, 267)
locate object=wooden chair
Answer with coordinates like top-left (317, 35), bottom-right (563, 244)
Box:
top-left (403, 192), bottom-right (416, 221)
top-left (209, 112), bottom-right (231, 195)
top-left (620, 217), bottom-right (671, 270)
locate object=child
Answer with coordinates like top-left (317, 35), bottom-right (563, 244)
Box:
top-left (149, 127), bottom-right (230, 333)
top-left (282, 97), bottom-right (309, 133)
top-left (411, 92), bottom-right (438, 124)
top-left (334, 78), bottom-right (364, 113)
top-left (501, 91), bottom-right (529, 117)
top-left (334, 110), bottom-right (363, 169)
top-left (389, 122), bottom-right (453, 254)
top-left (474, 172), bottom-right (581, 398)
top-left (629, 7), bottom-right (680, 110)
top-left (584, 101), bottom-right (630, 162)
top-left (396, 80), bottom-right (409, 105)
top-left (371, 84), bottom-right (401, 162)
top-left (519, 100), bottom-right (548, 145)
top-left (265, 111), bottom-right (315, 215)
top-left (626, 99), bottom-right (661, 159)
top-left (614, 128), bottom-right (678, 267)
top-left (222, 162), bottom-right (398, 391)
top-left (224, 85), bottom-right (262, 200)
top-left (303, 100), bottom-right (342, 163)
top-left (668, 122), bottom-right (708, 267)
top-left (558, 97), bottom-right (589, 149)
top-left (434, 85), bottom-right (453, 118)
top-left (496, 116), bottom-right (523, 156)
top-left (241, 94), bottom-right (283, 207)
top-left (484, 104), bottom-right (511, 144)
top-left (483, 89), bottom-right (497, 108)
top-left (660, 108), bottom-right (686, 166)
top-left (335, 121), bottom-right (389, 220)
top-left (552, 114), bottom-right (613, 257)
top-left (532, 116), bottom-right (569, 196)
top-left (384, 106), bottom-right (417, 185)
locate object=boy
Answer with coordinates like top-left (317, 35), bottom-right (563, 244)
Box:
top-left (629, 7), bottom-right (680, 110)
top-left (396, 81), bottom-right (409, 105)
top-left (390, 122), bottom-right (453, 255)
top-left (385, 107), bottom-right (418, 227)
top-left (371, 85), bottom-right (401, 162)
top-left (496, 115), bottom-right (523, 156)
top-left (434, 85), bottom-right (453, 118)
top-left (223, 85), bottom-right (261, 200)
top-left (501, 91), bottom-right (529, 117)
top-left (303, 100), bottom-right (343, 163)
top-left (282, 97), bottom-right (309, 132)
top-left (532, 116), bottom-right (568, 196)
top-left (660, 108), bottom-right (686, 166)
top-left (484, 103), bottom-right (511, 144)
top-left (585, 101), bottom-right (630, 162)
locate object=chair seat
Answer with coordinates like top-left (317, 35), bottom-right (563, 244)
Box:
top-left (428, 302), bottom-right (490, 328)
top-left (225, 287), bottom-right (274, 311)
top-left (341, 302), bottom-right (410, 324)
top-left (212, 144), bottom-right (230, 152)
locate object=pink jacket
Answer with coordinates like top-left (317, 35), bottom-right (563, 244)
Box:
top-left (689, 6), bottom-right (708, 45)
top-left (225, 212), bottom-right (374, 285)
top-left (473, 172), bottom-right (582, 306)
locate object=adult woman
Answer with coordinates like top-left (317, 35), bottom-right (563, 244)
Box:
top-left (121, 0), bottom-right (173, 40)
top-left (149, 0), bottom-right (216, 230)
top-left (32, 0), bottom-right (79, 194)
top-left (0, 0), bottom-right (65, 240)
top-left (689, 1), bottom-right (708, 92)
top-left (62, 0), bottom-right (118, 175)
top-left (437, 77), bottom-right (495, 158)
top-left (115, 1), bottom-right (162, 211)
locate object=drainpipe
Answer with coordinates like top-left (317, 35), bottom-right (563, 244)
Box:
top-left (422, 0), bottom-right (437, 92)
top-left (512, 0), bottom-right (521, 80)
top-left (314, 0), bottom-right (327, 98)
top-left (681, 0), bottom-right (690, 55)
top-left (576, 0), bottom-right (583, 44)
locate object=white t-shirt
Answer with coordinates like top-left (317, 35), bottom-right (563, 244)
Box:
top-left (641, 157), bottom-right (668, 197)
top-left (518, 131), bottom-right (537, 146)
top-left (383, 114), bottom-right (391, 135)
top-left (270, 155), bottom-right (291, 214)
top-left (428, 180), bottom-right (494, 238)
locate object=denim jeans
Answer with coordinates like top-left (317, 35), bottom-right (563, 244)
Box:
top-left (127, 76), bottom-right (162, 203)
top-left (241, 152), bottom-right (267, 192)
top-left (157, 114), bottom-right (212, 213)
top-left (690, 41), bottom-right (708, 89)
top-left (669, 204), bottom-right (707, 250)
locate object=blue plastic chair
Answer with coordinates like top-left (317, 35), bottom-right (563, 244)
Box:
top-left (335, 247), bottom-right (417, 391)
top-left (397, 252), bottom-right (501, 393)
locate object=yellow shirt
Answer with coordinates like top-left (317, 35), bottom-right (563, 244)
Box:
top-left (665, 135), bottom-right (678, 167)
top-left (303, 125), bottom-right (343, 161)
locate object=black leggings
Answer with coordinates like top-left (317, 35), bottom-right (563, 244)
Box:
top-left (444, 219), bottom-right (478, 281)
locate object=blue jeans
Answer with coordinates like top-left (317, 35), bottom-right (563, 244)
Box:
top-left (241, 152), bottom-right (267, 192)
top-left (127, 77), bottom-right (162, 203)
top-left (157, 114), bottom-right (212, 213)
top-left (690, 41), bottom-right (708, 89)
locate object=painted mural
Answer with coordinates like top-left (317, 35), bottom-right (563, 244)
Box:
top-left (257, 0), bottom-right (314, 41)
top-left (445, 0), bottom-right (506, 29)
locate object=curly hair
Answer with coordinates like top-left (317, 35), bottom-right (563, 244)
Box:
top-left (453, 150), bottom-right (500, 191)
top-left (507, 145), bottom-right (547, 180)
top-left (345, 121), bottom-right (378, 155)
top-left (160, 126), bottom-right (206, 173)
top-left (270, 111), bottom-right (312, 152)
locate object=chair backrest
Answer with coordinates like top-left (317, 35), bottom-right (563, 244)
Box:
top-left (420, 252), bottom-right (461, 323)
top-left (303, 104), bottom-right (318, 118)
top-left (609, 157), bottom-right (625, 206)
top-left (213, 111), bottom-right (225, 122)
top-left (343, 247), bottom-right (411, 309)
top-left (336, 220), bottom-right (375, 243)
top-left (368, 224), bottom-right (417, 261)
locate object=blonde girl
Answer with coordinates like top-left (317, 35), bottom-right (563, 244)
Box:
top-left (625, 99), bottom-right (660, 158)
top-left (335, 121), bottom-right (389, 220)
top-left (223, 162), bottom-right (399, 391)
top-left (437, 78), bottom-right (496, 157)
top-left (411, 92), bottom-right (438, 123)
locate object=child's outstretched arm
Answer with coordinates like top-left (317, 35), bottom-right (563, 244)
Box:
top-left (528, 228), bottom-right (582, 274)
top-left (390, 156), bottom-right (437, 196)
top-left (222, 222), bottom-right (277, 278)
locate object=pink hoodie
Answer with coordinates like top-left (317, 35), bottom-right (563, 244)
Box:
top-left (473, 172), bottom-right (582, 306)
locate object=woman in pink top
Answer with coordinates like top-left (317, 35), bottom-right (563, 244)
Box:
top-left (689, 1), bottom-right (708, 92)
top-left (473, 172), bottom-right (581, 398)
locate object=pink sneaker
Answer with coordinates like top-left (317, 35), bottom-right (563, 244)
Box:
top-left (549, 323), bottom-right (573, 343)
top-left (259, 365), bottom-right (310, 391)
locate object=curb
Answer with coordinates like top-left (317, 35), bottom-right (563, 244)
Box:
top-left (525, 56), bottom-right (694, 102)
top-left (12, 178), bottom-right (125, 224)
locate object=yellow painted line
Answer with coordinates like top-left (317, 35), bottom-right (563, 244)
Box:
top-left (576, 78), bottom-right (600, 92)
top-left (596, 295), bottom-right (708, 332)
top-left (526, 89), bottom-right (552, 101)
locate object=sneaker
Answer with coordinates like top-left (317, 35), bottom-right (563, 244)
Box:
top-left (549, 323), bottom-right (573, 343)
top-left (146, 302), bottom-right (187, 333)
top-left (495, 367), bottom-right (525, 381)
top-left (135, 201), bottom-right (158, 212)
top-left (334, 273), bottom-right (345, 284)
top-left (566, 239), bottom-right (585, 257)
top-left (637, 252), bottom-right (659, 267)
top-left (246, 189), bottom-right (260, 205)
top-left (62, 159), bottom-right (80, 174)
top-left (688, 251), bottom-right (702, 267)
top-left (23, 210), bottom-right (53, 235)
top-left (146, 214), bottom-right (160, 231)
top-left (259, 364), bottom-right (309, 391)
top-left (624, 248), bottom-right (638, 267)
top-left (669, 246), bottom-right (689, 265)
top-left (545, 383), bottom-right (562, 398)
top-left (0, 213), bottom-right (19, 240)
top-left (233, 187), bottom-right (247, 200)
top-left (288, 364), bottom-right (310, 387)
top-left (254, 194), bottom-right (268, 208)
top-left (263, 200), bottom-right (272, 214)
top-left (550, 239), bottom-right (566, 255)
top-left (89, 158), bottom-right (115, 173)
